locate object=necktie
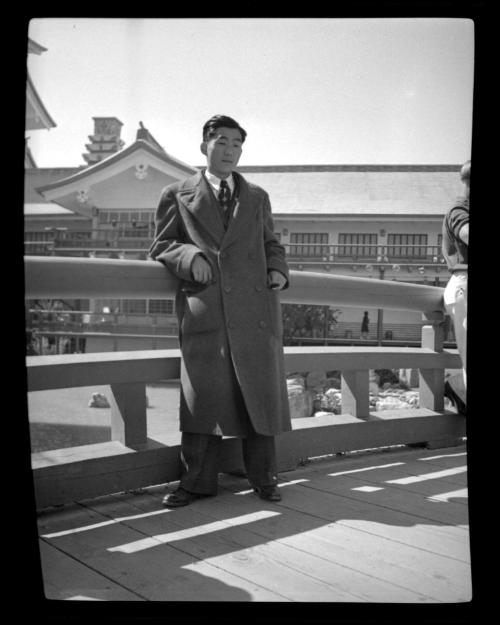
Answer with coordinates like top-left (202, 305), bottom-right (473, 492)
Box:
top-left (218, 179), bottom-right (231, 212)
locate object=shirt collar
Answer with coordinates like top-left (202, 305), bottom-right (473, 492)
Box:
top-left (204, 169), bottom-right (235, 194)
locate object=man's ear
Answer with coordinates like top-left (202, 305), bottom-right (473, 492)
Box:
top-left (200, 142), bottom-right (207, 156)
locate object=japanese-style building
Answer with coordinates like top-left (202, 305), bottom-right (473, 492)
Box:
top-left (25, 96), bottom-right (462, 352)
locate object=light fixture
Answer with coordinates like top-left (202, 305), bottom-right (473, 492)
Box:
top-left (392, 264), bottom-right (400, 272)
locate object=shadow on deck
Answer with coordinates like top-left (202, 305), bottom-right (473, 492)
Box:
top-left (36, 444), bottom-right (471, 603)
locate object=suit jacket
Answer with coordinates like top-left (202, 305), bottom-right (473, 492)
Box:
top-left (149, 170), bottom-right (292, 436)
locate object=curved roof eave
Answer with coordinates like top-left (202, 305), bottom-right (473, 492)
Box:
top-left (36, 140), bottom-right (198, 194)
top-left (28, 38), bottom-right (48, 55)
top-left (26, 74), bottom-right (57, 130)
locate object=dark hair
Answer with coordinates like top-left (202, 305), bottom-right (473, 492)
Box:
top-left (460, 160), bottom-right (471, 184)
top-left (202, 115), bottom-right (247, 143)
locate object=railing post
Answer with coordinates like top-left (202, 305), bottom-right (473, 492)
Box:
top-left (341, 369), bottom-right (370, 418)
top-left (109, 382), bottom-right (148, 447)
top-left (419, 311), bottom-right (445, 411)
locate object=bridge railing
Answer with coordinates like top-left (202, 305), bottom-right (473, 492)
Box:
top-left (24, 256), bottom-right (464, 509)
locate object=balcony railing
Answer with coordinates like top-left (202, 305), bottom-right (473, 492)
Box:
top-left (25, 234), bottom-right (446, 264)
top-left (25, 256), bottom-right (464, 509)
top-left (286, 244), bottom-right (445, 264)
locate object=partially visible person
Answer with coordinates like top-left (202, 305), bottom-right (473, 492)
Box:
top-left (442, 160), bottom-right (469, 391)
top-left (360, 311), bottom-right (370, 340)
top-left (26, 329), bottom-right (38, 355)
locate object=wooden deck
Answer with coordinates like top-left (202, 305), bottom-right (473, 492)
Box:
top-left (36, 443), bottom-right (470, 603)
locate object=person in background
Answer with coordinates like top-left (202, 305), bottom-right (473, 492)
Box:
top-left (149, 114), bottom-right (291, 507)
top-left (361, 311), bottom-right (370, 340)
top-left (442, 160), bottom-right (469, 391)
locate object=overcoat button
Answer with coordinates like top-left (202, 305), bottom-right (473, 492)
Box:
top-left (220, 251), bottom-right (226, 259)
top-left (259, 320), bottom-right (267, 328)
top-left (224, 286), bottom-right (232, 293)
top-left (255, 285), bottom-right (263, 292)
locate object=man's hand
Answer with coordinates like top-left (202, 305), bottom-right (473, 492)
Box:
top-left (191, 255), bottom-right (213, 284)
top-left (267, 270), bottom-right (287, 290)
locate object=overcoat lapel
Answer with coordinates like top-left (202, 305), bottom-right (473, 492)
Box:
top-left (177, 171), bottom-right (225, 245)
top-left (222, 172), bottom-right (259, 249)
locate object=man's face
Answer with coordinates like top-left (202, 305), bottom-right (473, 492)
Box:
top-left (201, 127), bottom-right (243, 178)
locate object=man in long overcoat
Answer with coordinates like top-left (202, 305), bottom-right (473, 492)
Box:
top-left (149, 115), bottom-right (291, 507)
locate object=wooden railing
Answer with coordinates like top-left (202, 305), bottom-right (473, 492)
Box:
top-left (25, 256), bottom-right (465, 509)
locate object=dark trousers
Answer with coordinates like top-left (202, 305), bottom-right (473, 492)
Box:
top-left (179, 429), bottom-right (278, 495)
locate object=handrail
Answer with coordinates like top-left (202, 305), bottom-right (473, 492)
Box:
top-left (25, 255), bottom-right (465, 510)
top-left (24, 256), bottom-right (444, 313)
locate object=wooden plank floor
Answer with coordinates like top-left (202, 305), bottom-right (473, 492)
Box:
top-left (36, 444), bottom-right (471, 602)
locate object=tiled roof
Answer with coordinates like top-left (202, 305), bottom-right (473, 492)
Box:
top-left (25, 163), bottom-right (463, 218)
top-left (237, 166), bottom-right (462, 216)
top-left (25, 168), bottom-right (82, 202)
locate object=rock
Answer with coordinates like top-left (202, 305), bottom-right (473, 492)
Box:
top-left (305, 370), bottom-right (327, 391)
top-left (88, 392), bottom-right (110, 408)
top-left (287, 383), bottom-right (314, 418)
top-left (287, 375), bottom-right (305, 388)
top-left (399, 368), bottom-right (419, 388)
top-left (313, 388), bottom-right (342, 414)
top-left (374, 388), bottom-right (420, 410)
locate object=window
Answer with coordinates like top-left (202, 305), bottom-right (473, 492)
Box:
top-left (25, 231), bottom-right (54, 241)
top-left (387, 234), bottom-right (428, 259)
top-left (99, 210), bottom-right (155, 226)
top-left (121, 300), bottom-right (147, 314)
top-left (338, 233), bottom-right (378, 258)
top-left (290, 233), bottom-right (329, 257)
top-left (148, 299), bottom-right (175, 315)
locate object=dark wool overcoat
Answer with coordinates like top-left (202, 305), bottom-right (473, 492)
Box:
top-left (149, 170), bottom-right (292, 436)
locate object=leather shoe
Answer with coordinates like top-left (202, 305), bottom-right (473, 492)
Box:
top-left (254, 485), bottom-right (281, 502)
top-left (162, 488), bottom-right (207, 508)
